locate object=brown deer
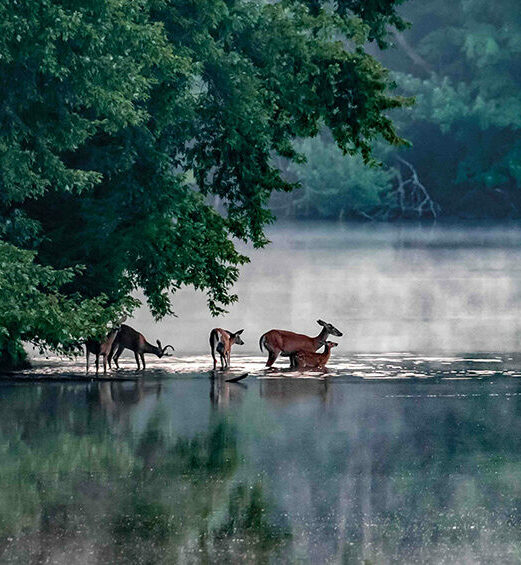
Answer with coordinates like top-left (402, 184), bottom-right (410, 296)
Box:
top-left (259, 320), bottom-right (342, 367)
top-left (209, 328), bottom-right (244, 370)
top-left (291, 341), bottom-right (338, 370)
top-left (86, 327), bottom-right (120, 374)
top-left (108, 324), bottom-right (174, 370)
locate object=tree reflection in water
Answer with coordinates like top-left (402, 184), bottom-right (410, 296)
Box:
top-left (0, 379), bottom-right (289, 564)
top-left (1, 375), bottom-right (521, 563)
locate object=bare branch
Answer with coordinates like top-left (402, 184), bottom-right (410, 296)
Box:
top-left (388, 158), bottom-right (440, 219)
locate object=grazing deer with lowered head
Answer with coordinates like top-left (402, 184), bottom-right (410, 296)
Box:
top-left (108, 324), bottom-right (174, 370)
top-left (86, 327), bottom-right (120, 374)
top-left (291, 341), bottom-right (338, 370)
top-left (210, 328), bottom-right (244, 370)
top-left (259, 320), bottom-right (342, 368)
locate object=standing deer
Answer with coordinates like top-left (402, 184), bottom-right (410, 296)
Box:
top-left (209, 328), bottom-right (244, 370)
top-left (259, 320), bottom-right (343, 367)
top-left (108, 324), bottom-right (175, 370)
top-left (291, 341), bottom-right (338, 370)
top-left (86, 327), bottom-right (120, 374)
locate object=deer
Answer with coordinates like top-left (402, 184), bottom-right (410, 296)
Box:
top-left (108, 324), bottom-right (175, 370)
top-left (209, 328), bottom-right (244, 370)
top-left (259, 320), bottom-right (343, 368)
top-left (85, 327), bottom-right (120, 374)
top-left (290, 341), bottom-right (338, 370)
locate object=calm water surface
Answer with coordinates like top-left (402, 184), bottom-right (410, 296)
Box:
top-left (2, 355), bottom-right (521, 564)
top-left (3, 224), bottom-right (521, 564)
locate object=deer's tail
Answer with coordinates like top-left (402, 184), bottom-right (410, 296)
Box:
top-left (259, 334), bottom-right (266, 352)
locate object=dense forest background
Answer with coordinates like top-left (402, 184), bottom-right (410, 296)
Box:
top-left (273, 0), bottom-right (521, 220)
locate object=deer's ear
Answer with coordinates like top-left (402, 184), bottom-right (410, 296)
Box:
top-left (236, 329), bottom-right (244, 335)
top-left (317, 320), bottom-right (326, 327)
top-left (157, 339), bottom-right (162, 348)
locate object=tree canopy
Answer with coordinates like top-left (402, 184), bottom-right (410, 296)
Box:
top-left (274, 0), bottom-right (521, 220)
top-left (382, 0), bottom-right (521, 216)
top-left (0, 0), bottom-right (407, 366)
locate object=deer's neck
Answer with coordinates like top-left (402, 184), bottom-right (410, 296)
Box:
top-left (321, 345), bottom-right (332, 362)
top-left (144, 341), bottom-right (161, 356)
top-left (314, 327), bottom-right (329, 346)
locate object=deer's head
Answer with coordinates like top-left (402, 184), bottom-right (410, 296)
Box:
top-left (156, 340), bottom-right (175, 357)
top-left (317, 320), bottom-right (343, 337)
top-left (232, 329), bottom-right (245, 346)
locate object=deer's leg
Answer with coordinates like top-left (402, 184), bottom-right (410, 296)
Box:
top-left (265, 349), bottom-right (279, 368)
top-left (107, 344), bottom-right (116, 368)
top-left (102, 354), bottom-right (107, 374)
top-left (294, 354), bottom-right (305, 370)
top-left (140, 353), bottom-right (146, 370)
top-left (220, 353), bottom-right (225, 371)
top-left (227, 351), bottom-right (231, 368)
top-left (134, 351), bottom-right (140, 370)
top-left (211, 345), bottom-right (217, 370)
top-left (113, 344), bottom-right (124, 369)
top-left (95, 354), bottom-right (100, 373)
top-left (86, 349), bottom-right (90, 372)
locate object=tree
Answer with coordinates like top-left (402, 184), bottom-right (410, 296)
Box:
top-left (274, 136), bottom-right (395, 220)
top-left (0, 242), bottom-right (137, 369)
top-left (0, 0), bottom-right (407, 367)
top-left (380, 0), bottom-right (521, 216)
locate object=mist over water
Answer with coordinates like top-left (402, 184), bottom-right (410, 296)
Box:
top-left (133, 222), bottom-right (521, 355)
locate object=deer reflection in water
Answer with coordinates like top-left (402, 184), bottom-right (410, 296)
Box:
top-left (210, 376), bottom-right (247, 409)
top-left (88, 378), bottom-right (163, 419)
top-left (259, 377), bottom-right (331, 408)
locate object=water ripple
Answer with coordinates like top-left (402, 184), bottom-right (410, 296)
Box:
top-left (4, 352), bottom-right (521, 382)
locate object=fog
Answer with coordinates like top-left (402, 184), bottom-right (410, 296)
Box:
top-left (132, 222), bottom-right (521, 355)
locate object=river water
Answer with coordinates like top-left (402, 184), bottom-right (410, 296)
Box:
top-left (2, 223), bottom-right (521, 564)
